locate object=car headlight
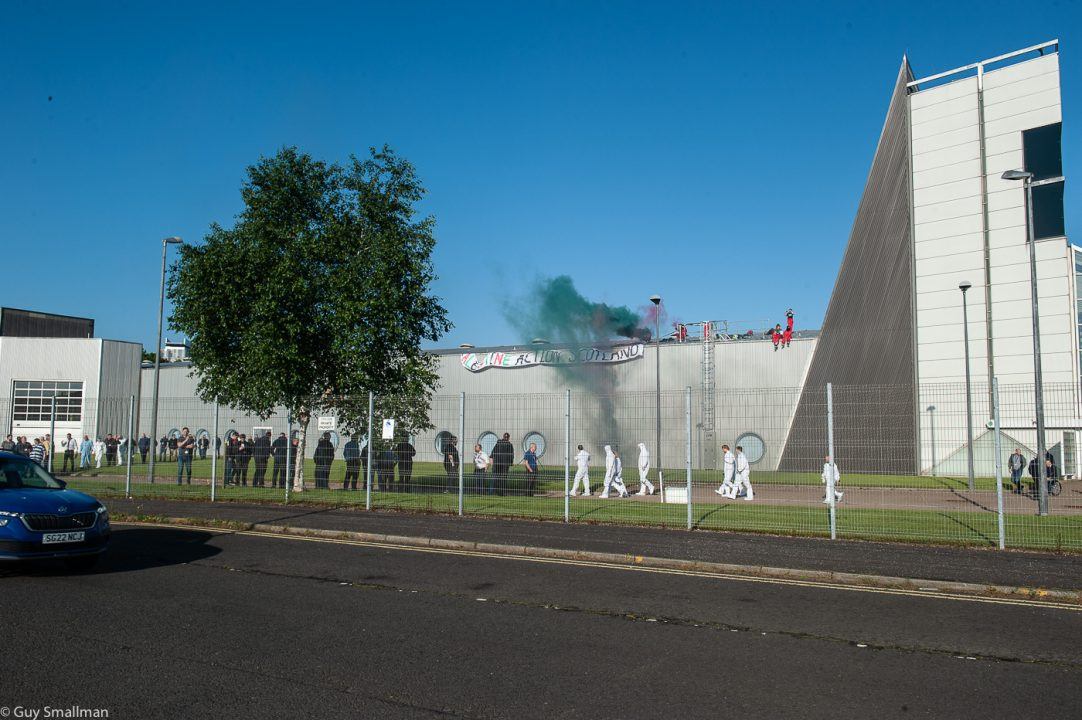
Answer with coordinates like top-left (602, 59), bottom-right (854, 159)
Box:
top-left (96, 505), bottom-right (110, 525)
top-left (0, 518), bottom-right (8, 527)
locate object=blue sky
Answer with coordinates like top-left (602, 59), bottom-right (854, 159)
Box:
top-left (1, 1), bottom-right (1078, 350)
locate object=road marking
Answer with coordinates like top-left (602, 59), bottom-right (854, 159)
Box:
top-left (117, 522), bottom-right (1082, 612)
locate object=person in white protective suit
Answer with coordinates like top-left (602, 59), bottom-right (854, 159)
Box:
top-left (599, 445), bottom-right (629, 498)
top-left (93, 437), bottom-right (105, 469)
top-left (715, 444), bottom-right (736, 498)
top-left (571, 444), bottom-right (591, 496)
top-left (821, 455), bottom-right (844, 504)
top-left (636, 442), bottom-right (655, 495)
top-left (733, 445), bottom-right (753, 501)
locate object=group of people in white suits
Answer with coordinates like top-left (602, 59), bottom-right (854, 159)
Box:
top-left (714, 444), bottom-right (753, 500)
top-left (570, 442), bottom-right (658, 499)
top-left (569, 441), bottom-right (845, 505)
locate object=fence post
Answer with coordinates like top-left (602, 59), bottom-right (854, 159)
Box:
top-left (827, 383), bottom-right (837, 540)
top-left (210, 400), bottom-right (219, 502)
top-left (686, 386), bottom-right (692, 531)
top-left (992, 377), bottom-right (1006, 550)
top-left (458, 392), bottom-right (465, 517)
top-left (284, 412), bottom-right (292, 504)
top-left (48, 395), bottom-right (56, 473)
top-left (366, 393), bottom-right (374, 511)
top-left (125, 395), bottom-right (134, 498)
top-left (564, 389), bottom-right (571, 523)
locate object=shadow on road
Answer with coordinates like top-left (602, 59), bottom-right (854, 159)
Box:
top-left (2, 527), bottom-right (224, 577)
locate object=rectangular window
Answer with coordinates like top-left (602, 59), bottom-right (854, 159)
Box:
top-left (1032, 181), bottom-right (1066, 240)
top-left (1023, 123), bottom-right (1062, 180)
top-left (1023, 123), bottom-right (1065, 240)
top-left (12, 381), bottom-right (84, 422)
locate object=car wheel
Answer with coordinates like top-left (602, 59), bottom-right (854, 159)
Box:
top-left (64, 555), bottom-right (100, 572)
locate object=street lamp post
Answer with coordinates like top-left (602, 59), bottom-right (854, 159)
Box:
top-left (959, 280), bottom-right (975, 491)
top-left (650, 295), bottom-right (662, 489)
top-left (927, 405), bottom-right (936, 477)
top-left (148, 236), bottom-right (183, 484)
top-left (1002, 169), bottom-right (1050, 516)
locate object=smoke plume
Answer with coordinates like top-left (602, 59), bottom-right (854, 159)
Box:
top-left (503, 276), bottom-right (649, 450)
top-left (506, 275), bottom-right (650, 343)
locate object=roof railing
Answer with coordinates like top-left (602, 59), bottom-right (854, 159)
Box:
top-left (907, 39), bottom-right (1059, 92)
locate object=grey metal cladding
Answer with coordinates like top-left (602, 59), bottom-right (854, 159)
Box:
top-left (779, 61), bottom-right (917, 473)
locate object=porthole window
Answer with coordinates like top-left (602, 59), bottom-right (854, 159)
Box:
top-left (325, 430), bottom-right (340, 449)
top-left (435, 430), bottom-right (454, 454)
top-left (735, 432), bottom-right (766, 464)
top-left (167, 427), bottom-right (180, 439)
top-left (477, 431), bottom-right (498, 455)
top-left (522, 432), bottom-right (546, 458)
top-left (225, 430), bottom-right (239, 442)
top-left (195, 429), bottom-right (209, 441)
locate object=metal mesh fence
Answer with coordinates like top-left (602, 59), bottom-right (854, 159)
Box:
top-left (21, 380), bottom-right (1080, 551)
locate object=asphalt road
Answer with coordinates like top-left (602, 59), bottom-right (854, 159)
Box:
top-left (2, 525), bottom-right (1081, 719)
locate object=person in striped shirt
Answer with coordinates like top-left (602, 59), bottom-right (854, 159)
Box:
top-left (29, 438), bottom-right (47, 466)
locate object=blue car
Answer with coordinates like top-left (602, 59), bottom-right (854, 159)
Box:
top-left (0, 450), bottom-right (110, 569)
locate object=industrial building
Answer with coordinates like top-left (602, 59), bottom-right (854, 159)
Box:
top-left (2, 41), bottom-right (1075, 478)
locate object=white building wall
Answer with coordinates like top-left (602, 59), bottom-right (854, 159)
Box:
top-left (910, 50), bottom-right (1075, 473)
top-left (0, 338), bottom-right (104, 441)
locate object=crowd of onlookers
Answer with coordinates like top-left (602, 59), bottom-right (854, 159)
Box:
top-left (1, 432), bottom-right (137, 470)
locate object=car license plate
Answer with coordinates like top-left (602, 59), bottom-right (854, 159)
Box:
top-left (42, 531), bottom-right (86, 544)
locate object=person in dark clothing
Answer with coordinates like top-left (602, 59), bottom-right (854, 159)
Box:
top-left (395, 438), bottom-right (416, 492)
top-left (215, 436), bottom-right (222, 458)
top-left (443, 436), bottom-right (459, 493)
top-left (159, 436), bottom-right (168, 461)
top-left (490, 433), bottom-right (515, 496)
top-left (198, 435), bottom-right (210, 460)
top-left (252, 431), bottom-right (271, 487)
top-left (314, 432), bottom-right (335, 489)
top-left (236, 434), bottom-right (252, 486)
top-left (342, 436), bottom-right (361, 490)
top-left (138, 434), bottom-right (151, 463)
top-left (271, 433), bottom-right (289, 488)
top-left (521, 442), bottom-right (540, 497)
top-left (224, 436), bottom-right (237, 486)
top-left (378, 446), bottom-right (396, 490)
top-left (168, 435), bottom-right (178, 461)
top-left (104, 435), bottom-right (118, 466)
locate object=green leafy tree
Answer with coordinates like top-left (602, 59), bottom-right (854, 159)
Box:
top-left (169, 146), bottom-right (451, 489)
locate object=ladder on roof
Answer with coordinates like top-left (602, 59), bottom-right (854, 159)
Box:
top-left (701, 322), bottom-right (718, 469)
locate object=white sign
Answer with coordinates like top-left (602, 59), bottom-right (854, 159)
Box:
top-left (317, 416), bottom-right (336, 432)
top-left (461, 343), bottom-right (644, 373)
top-left (381, 418), bottom-right (396, 440)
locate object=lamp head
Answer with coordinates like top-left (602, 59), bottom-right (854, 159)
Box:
top-left (958, 280), bottom-right (972, 293)
top-left (927, 405), bottom-right (936, 412)
top-left (649, 295), bottom-right (661, 306)
top-left (164, 236), bottom-right (182, 245)
top-left (1001, 169), bottom-right (1033, 182)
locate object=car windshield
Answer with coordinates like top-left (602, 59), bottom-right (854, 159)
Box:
top-left (0, 457), bottom-right (64, 490)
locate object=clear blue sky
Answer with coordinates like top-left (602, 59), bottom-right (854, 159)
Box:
top-left (2, 1), bottom-right (1078, 350)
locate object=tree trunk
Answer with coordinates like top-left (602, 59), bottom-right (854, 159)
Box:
top-left (293, 410), bottom-right (310, 492)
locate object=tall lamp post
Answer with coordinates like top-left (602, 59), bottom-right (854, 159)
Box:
top-left (927, 405), bottom-right (937, 477)
top-left (148, 236), bottom-right (183, 484)
top-left (959, 280), bottom-right (975, 491)
top-left (1002, 168), bottom-right (1051, 515)
top-left (650, 295), bottom-right (662, 484)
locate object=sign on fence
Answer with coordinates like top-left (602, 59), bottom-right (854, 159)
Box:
top-left (317, 416), bottom-right (336, 432)
top-left (381, 418), bottom-right (395, 440)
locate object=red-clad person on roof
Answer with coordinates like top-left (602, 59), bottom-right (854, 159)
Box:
top-left (782, 309), bottom-right (794, 348)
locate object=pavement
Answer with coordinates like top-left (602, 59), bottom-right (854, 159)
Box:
top-left (102, 497), bottom-right (1082, 591)
top-left (3, 523), bottom-right (1081, 719)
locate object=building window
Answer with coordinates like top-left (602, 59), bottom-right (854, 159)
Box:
top-left (1023, 123), bottom-right (1065, 240)
top-left (1032, 182), bottom-right (1066, 240)
top-left (477, 431), bottom-right (498, 455)
top-left (522, 432), bottom-right (546, 458)
top-left (12, 381), bottom-right (84, 422)
top-left (735, 432), bottom-right (766, 464)
top-left (434, 430), bottom-right (453, 454)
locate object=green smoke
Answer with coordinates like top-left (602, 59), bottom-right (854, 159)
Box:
top-left (507, 275), bottom-right (649, 344)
